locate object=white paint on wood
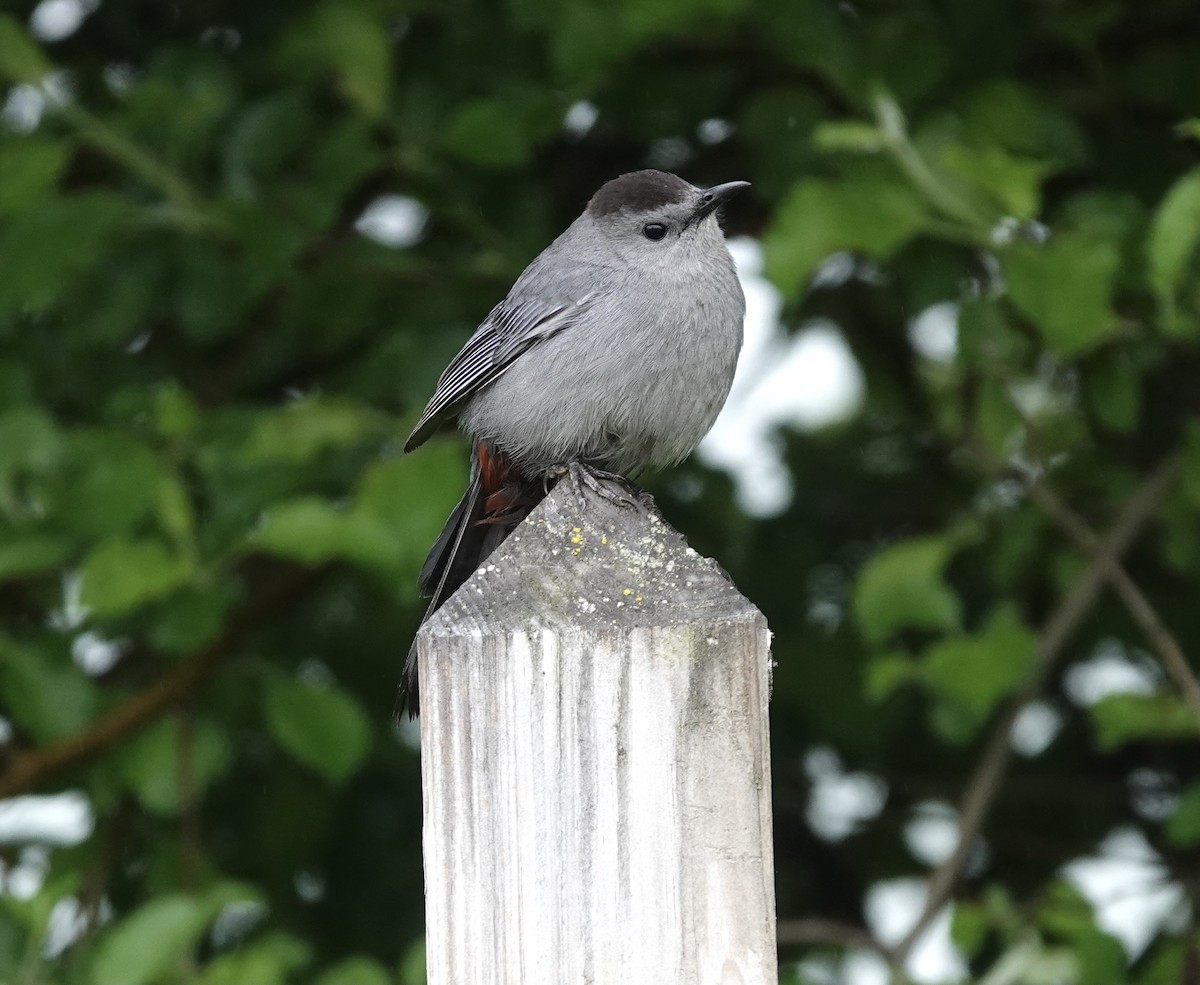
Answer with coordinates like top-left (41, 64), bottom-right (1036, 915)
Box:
top-left (419, 483), bottom-right (776, 985)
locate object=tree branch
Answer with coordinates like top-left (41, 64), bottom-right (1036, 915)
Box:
top-left (177, 707), bottom-right (201, 893)
top-left (72, 795), bottom-right (136, 954)
top-left (777, 917), bottom-right (889, 957)
top-left (892, 457), bottom-right (1179, 961)
top-left (1023, 466), bottom-right (1200, 714)
top-left (987, 387), bottom-right (1197, 710)
top-left (0, 564), bottom-right (320, 800)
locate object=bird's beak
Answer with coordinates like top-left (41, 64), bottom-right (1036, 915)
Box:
top-left (691, 180), bottom-right (751, 223)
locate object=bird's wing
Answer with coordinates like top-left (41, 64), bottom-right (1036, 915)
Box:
top-left (404, 289), bottom-right (601, 452)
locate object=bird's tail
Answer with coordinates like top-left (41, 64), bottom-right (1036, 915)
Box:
top-left (396, 443), bottom-right (543, 718)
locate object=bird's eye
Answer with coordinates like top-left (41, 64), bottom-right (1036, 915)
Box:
top-left (642, 223), bottom-right (667, 241)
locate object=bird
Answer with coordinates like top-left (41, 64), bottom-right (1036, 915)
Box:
top-left (399, 168), bottom-right (749, 716)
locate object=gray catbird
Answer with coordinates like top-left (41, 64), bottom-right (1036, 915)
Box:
top-left (399, 169), bottom-right (749, 715)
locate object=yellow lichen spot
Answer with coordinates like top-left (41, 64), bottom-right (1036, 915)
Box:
top-left (572, 526), bottom-right (582, 533)
top-left (623, 588), bottom-right (633, 596)
top-left (635, 596), bottom-right (642, 604)
top-left (573, 548), bottom-right (582, 556)
top-left (601, 535), bottom-right (608, 545)
top-left (570, 534), bottom-right (583, 544)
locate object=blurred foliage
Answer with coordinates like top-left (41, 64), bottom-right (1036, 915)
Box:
top-left (0, 0), bottom-right (1199, 982)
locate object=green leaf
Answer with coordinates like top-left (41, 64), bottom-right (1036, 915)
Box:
top-left (153, 382), bottom-right (201, 442)
top-left (1038, 2), bottom-right (1122, 48)
top-left (913, 113), bottom-right (1054, 222)
top-left (852, 535), bottom-right (962, 645)
top-left (0, 138), bottom-right (69, 215)
top-left (1137, 940), bottom-right (1188, 985)
top-left (1165, 781), bottom-right (1200, 846)
top-left (1161, 490), bottom-right (1200, 572)
top-left (253, 447), bottom-right (464, 581)
top-left (1002, 232), bottom-right (1119, 356)
top-left (961, 81), bottom-right (1088, 169)
top-left (864, 652), bottom-right (918, 702)
top-left (197, 931), bottom-right (312, 985)
top-left (442, 98), bottom-right (533, 168)
top-left (0, 637), bottom-right (96, 741)
top-left (619, 0), bottom-right (747, 41)
top-left (115, 717), bottom-right (230, 816)
top-left (314, 955), bottom-right (393, 985)
top-left (0, 534), bottom-right (70, 581)
top-left (90, 886), bottom-right (257, 985)
top-left (88, 897), bottom-right (202, 983)
top-left (312, 6), bottom-right (391, 118)
top-left (0, 905), bottom-right (24, 983)
top-left (156, 472), bottom-right (196, 544)
top-left (811, 120), bottom-right (885, 152)
top-left (1090, 693), bottom-right (1200, 750)
top-left (921, 605), bottom-right (1037, 742)
top-left (975, 378), bottom-right (1022, 457)
top-left (253, 497), bottom-right (395, 571)
top-left (240, 398), bottom-right (368, 465)
top-left (987, 508), bottom-right (1046, 590)
top-left (0, 15), bottom-right (52, 83)
top-left (285, 119), bottom-right (378, 230)
top-left (1147, 167), bottom-right (1200, 333)
top-left (147, 585), bottom-right (237, 655)
top-left (278, 6), bottom-right (390, 118)
top-left (0, 193), bottom-right (125, 314)
top-left (53, 433), bottom-right (165, 537)
top-left (757, 0), bottom-right (859, 92)
top-left (939, 141), bottom-right (1050, 221)
top-left (263, 675), bottom-right (371, 782)
top-left (1181, 421), bottom-right (1200, 509)
top-left (1038, 879), bottom-right (1097, 939)
top-left (1038, 881), bottom-right (1125, 984)
top-left (949, 902), bottom-right (988, 958)
top-left (354, 445), bottom-right (469, 570)
top-left (764, 168), bottom-right (929, 298)
top-left (546, 3), bottom-right (634, 84)
top-left (223, 92), bottom-right (313, 193)
top-left (1075, 930), bottom-right (1126, 985)
top-left (0, 406), bottom-right (61, 485)
top-left (1058, 190), bottom-right (1148, 293)
top-left (956, 296), bottom-right (1031, 370)
top-left (79, 538), bottom-right (193, 617)
top-left (1085, 351), bottom-right (1140, 433)
top-left (737, 87), bottom-right (826, 196)
top-left (92, 897), bottom-right (203, 985)
top-left (399, 937), bottom-right (426, 985)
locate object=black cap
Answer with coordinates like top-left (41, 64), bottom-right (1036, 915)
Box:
top-left (587, 170), bottom-right (693, 218)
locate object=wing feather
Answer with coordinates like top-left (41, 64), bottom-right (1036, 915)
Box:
top-left (404, 291), bottom-right (597, 452)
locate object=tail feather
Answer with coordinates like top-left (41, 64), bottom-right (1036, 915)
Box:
top-left (396, 445), bottom-right (546, 719)
top-left (397, 475), bottom-right (482, 719)
top-left (417, 476), bottom-right (484, 598)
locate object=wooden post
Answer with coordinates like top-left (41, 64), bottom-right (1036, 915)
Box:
top-left (417, 481), bottom-right (776, 985)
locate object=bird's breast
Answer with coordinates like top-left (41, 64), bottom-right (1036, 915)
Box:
top-left (461, 263), bottom-right (745, 476)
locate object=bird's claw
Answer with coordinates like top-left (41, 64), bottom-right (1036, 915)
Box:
top-left (556, 462), bottom-right (659, 516)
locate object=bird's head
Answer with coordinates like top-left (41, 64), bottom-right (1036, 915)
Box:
top-left (585, 169), bottom-right (749, 269)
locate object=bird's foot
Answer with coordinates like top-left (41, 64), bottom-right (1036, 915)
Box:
top-left (555, 462), bottom-right (659, 516)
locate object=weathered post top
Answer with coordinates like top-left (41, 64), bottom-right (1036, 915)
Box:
top-left (418, 479), bottom-right (777, 985)
top-left (422, 480), bottom-right (759, 636)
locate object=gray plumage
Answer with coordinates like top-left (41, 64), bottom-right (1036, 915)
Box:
top-left (405, 169), bottom-right (747, 475)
